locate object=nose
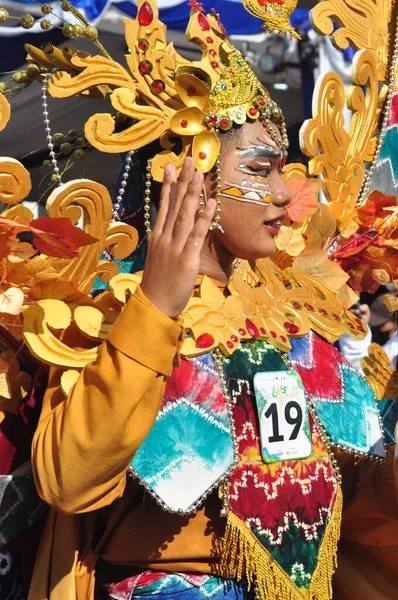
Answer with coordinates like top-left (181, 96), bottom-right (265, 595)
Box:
top-left (271, 171), bottom-right (292, 207)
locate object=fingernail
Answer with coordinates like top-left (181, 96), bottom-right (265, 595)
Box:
top-left (165, 163), bottom-right (172, 175)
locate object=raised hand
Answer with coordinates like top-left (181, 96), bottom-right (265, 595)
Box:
top-left (141, 158), bottom-right (216, 319)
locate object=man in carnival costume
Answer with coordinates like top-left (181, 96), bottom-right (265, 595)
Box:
top-left (0, 1), bottom-right (397, 599)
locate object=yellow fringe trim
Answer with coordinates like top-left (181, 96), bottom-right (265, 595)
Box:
top-left (218, 485), bottom-right (343, 600)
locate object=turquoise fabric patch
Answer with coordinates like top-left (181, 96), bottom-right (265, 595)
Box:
top-left (131, 353), bottom-right (234, 513)
top-left (314, 366), bottom-right (385, 455)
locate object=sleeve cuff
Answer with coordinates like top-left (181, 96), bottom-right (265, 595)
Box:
top-left (107, 286), bottom-right (184, 377)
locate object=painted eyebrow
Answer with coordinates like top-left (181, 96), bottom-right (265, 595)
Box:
top-left (237, 143), bottom-right (282, 160)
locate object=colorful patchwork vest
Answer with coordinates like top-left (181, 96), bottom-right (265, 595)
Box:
top-left (131, 331), bottom-right (385, 600)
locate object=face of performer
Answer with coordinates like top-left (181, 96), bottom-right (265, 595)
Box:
top-left (204, 119), bottom-right (291, 260)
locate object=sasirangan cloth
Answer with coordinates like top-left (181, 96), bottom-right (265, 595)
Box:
top-left (101, 571), bottom-right (253, 600)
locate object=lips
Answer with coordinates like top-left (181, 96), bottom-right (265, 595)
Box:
top-left (263, 214), bottom-right (285, 236)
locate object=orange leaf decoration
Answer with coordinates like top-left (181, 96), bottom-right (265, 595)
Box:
top-left (30, 217), bottom-right (97, 258)
top-left (285, 173), bottom-right (322, 223)
top-left (0, 216), bottom-right (97, 259)
top-left (372, 268), bottom-right (390, 285)
top-left (331, 189), bottom-right (398, 293)
top-left (293, 249), bottom-right (349, 293)
top-left (275, 225), bottom-right (306, 256)
top-left (0, 287), bottom-right (24, 315)
top-left (357, 190), bottom-right (396, 229)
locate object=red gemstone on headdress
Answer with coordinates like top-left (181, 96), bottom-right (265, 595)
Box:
top-left (245, 318), bottom-right (260, 339)
top-left (257, 97), bottom-right (266, 106)
top-left (292, 301), bottom-right (302, 309)
top-left (231, 335), bottom-right (239, 343)
top-left (332, 313), bottom-right (342, 322)
top-left (137, 39), bottom-right (149, 52)
top-left (209, 115), bottom-right (218, 125)
top-left (198, 13), bottom-right (210, 31)
top-left (226, 341), bottom-right (234, 349)
top-left (187, 86), bottom-right (196, 96)
top-left (138, 1), bottom-right (153, 26)
top-left (210, 61), bottom-right (219, 69)
top-left (180, 119), bottom-right (188, 128)
top-left (206, 36), bottom-right (214, 43)
top-left (260, 327), bottom-right (266, 335)
top-left (258, 0), bottom-right (267, 5)
top-left (305, 303), bottom-right (315, 311)
top-left (249, 107), bottom-right (258, 117)
top-left (199, 152), bottom-right (207, 160)
top-left (229, 70), bottom-right (235, 77)
top-left (220, 118), bottom-right (230, 129)
top-left (239, 328), bottom-right (246, 336)
top-left (209, 49), bottom-right (217, 57)
top-left (270, 330), bottom-right (277, 338)
top-left (319, 308), bottom-right (328, 316)
top-left (151, 80), bottom-right (165, 94)
top-left (280, 336), bottom-right (287, 343)
top-left (284, 322), bottom-right (300, 334)
top-left (139, 60), bottom-right (152, 74)
top-left (195, 333), bottom-right (215, 348)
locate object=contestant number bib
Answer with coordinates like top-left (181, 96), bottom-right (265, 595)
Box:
top-left (253, 371), bottom-right (311, 463)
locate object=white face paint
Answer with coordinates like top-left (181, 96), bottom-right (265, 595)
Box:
top-left (220, 139), bottom-right (285, 207)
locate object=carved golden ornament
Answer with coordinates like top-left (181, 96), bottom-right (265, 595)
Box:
top-left (361, 343), bottom-right (398, 400)
top-left (300, 50), bottom-right (382, 237)
top-left (40, 0), bottom-right (285, 180)
top-left (23, 299), bottom-right (99, 368)
top-left (0, 349), bottom-right (32, 423)
top-left (74, 305), bottom-right (112, 341)
top-left (22, 260), bottom-right (368, 391)
top-left (45, 179), bottom-right (139, 294)
top-left (243, 0), bottom-right (301, 40)
top-left (384, 294), bottom-right (398, 312)
top-left (60, 369), bottom-right (80, 396)
top-left (25, 43), bottom-right (86, 72)
top-left (0, 157), bottom-right (32, 205)
top-left (48, 54), bottom-right (133, 98)
top-left (0, 94), bottom-right (11, 132)
top-left (310, 0), bottom-right (393, 80)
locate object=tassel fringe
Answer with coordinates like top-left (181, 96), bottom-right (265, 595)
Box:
top-left (218, 486), bottom-right (343, 600)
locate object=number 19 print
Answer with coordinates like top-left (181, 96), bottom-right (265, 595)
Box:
top-left (253, 370), bottom-right (312, 464)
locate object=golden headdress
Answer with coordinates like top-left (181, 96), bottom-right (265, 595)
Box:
top-left (39, 0), bottom-right (289, 181)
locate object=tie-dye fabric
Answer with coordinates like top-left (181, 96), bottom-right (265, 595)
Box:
top-left (223, 341), bottom-right (338, 592)
top-left (288, 331), bottom-right (385, 457)
top-left (131, 333), bottom-right (384, 516)
top-left (131, 352), bottom-right (235, 513)
top-left (104, 571), bottom-right (252, 600)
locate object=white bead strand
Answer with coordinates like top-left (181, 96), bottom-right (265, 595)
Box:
top-left (41, 69), bottom-right (62, 186)
top-left (112, 150), bottom-right (135, 221)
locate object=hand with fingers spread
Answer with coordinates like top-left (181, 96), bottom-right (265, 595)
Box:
top-left (141, 158), bottom-right (216, 319)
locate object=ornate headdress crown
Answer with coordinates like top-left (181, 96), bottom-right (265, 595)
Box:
top-left (43, 0), bottom-right (288, 181)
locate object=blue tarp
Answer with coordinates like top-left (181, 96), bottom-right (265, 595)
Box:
top-left (3, 0), bottom-right (310, 35)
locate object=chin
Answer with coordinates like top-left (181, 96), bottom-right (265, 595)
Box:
top-left (235, 246), bottom-right (276, 260)
top-left (235, 243), bottom-right (276, 261)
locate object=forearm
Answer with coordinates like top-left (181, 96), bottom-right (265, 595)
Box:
top-left (32, 287), bottom-right (183, 514)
